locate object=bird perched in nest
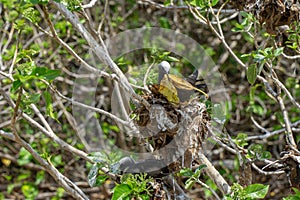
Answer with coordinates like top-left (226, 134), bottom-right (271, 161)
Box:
top-left (157, 61), bottom-right (208, 102)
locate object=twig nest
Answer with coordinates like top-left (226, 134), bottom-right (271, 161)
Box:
top-left (133, 84), bottom-right (211, 170)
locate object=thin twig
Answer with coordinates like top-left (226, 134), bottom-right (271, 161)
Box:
top-left (97, 0), bottom-right (108, 32)
top-left (272, 77), bottom-right (300, 110)
top-left (8, 31), bottom-right (19, 75)
top-left (143, 61), bottom-right (155, 94)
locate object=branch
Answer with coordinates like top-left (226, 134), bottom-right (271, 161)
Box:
top-left (198, 152), bottom-right (231, 194)
top-left (50, 1), bottom-right (150, 109)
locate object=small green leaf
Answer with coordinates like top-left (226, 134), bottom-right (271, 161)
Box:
top-left (234, 133), bottom-right (248, 147)
top-left (44, 91), bottom-right (58, 121)
top-left (251, 104), bottom-right (264, 116)
top-left (244, 184), bottom-right (269, 199)
top-left (17, 172), bottom-right (31, 181)
top-left (194, 164), bottom-right (207, 177)
top-left (52, 155), bottom-right (63, 167)
top-left (253, 53), bottom-right (265, 62)
top-left (195, 164), bottom-right (207, 173)
top-left (247, 64), bottom-right (257, 85)
top-left (179, 168), bottom-right (194, 177)
top-left (35, 171), bottom-right (45, 185)
top-left (18, 75), bottom-right (35, 83)
top-left (211, 0), bottom-right (219, 6)
top-left (17, 147), bottom-right (33, 165)
top-left (21, 182), bottom-right (39, 200)
top-left (7, 184), bottom-right (15, 194)
top-left (28, 93), bottom-right (41, 104)
top-left (11, 80), bottom-right (22, 92)
top-left (274, 47), bottom-right (284, 57)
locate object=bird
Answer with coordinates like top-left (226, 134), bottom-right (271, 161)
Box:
top-left (157, 61), bottom-right (208, 102)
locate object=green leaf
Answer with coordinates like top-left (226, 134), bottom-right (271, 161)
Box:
top-left (35, 171), bottom-right (45, 185)
top-left (251, 104), bottom-right (264, 116)
top-left (234, 133), bottom-right (248, 147)
top-left (21, 182), bottom-right (39, 200)
top-left (18, 75), bottom-right (35, 83)
top-left (112, 184), bottom-right (132, 200)
top-left (52, 155), bottom-right (63, 167)
top-left (274, 47), bottom-right (284, 57)
top-left (11, 79), bottom-right (22, 92)
top-left (283, 196), bottom-right (300, 200)
top-left (211, 0), bottom-right (219, 6)
top-left (17, 172), bottom-right (31, 181)
top-left (95, 174), bottom-right (109, 186)
top-left (179, 168), bottom-right (194, 177)
top-left (261, 151), bottom-right (272, 159)
top-left (253, 53), bottom-right (265, 62)
top-left (247, 64), bottom-right (257, 85)
top-left (193, 164), bottom-right (207, 178)
top-left (17, 147), bottom-right (33, 165)
top-left (244, 184), bottom-right (269, 199)
top-left (195, 164), bottom-right (207, 173)
top-left (292, 188), bottom-right (300, 196)
top-left (283, 188), bottom-right (300, 199)
top-left (29, 93), bottom-right (41, 104)
top-left (44, 91), bottom-right (58, 121)
top-left (33, 67), bottom-right (60, 81)
top-left (7, 184), bottom-right (15, 194)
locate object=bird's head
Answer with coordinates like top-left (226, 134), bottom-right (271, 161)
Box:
top-left (158, 61), bottom-right (171, 84)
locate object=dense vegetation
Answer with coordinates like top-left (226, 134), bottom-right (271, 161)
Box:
top-left (0, 0), bottom-right (299, 199)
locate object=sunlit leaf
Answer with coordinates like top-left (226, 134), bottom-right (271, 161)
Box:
top-left (244, 184), bottom-right (269, 199)
top-left (112, 184), bottom-right (132, 200)
top-left (159, 74), bottom-right (179, 104)
top-left (1, 158), bottom-right (12, 167)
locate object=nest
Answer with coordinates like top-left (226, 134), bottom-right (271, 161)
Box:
top-left (133, 84), bottom-right (211, 171)
top-left (230, 0), bottom-right (300, 34)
